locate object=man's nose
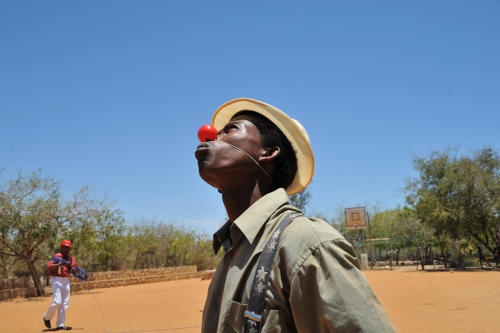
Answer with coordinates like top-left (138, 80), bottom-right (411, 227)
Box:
top-left (198, 124), bottom-right (218, 142)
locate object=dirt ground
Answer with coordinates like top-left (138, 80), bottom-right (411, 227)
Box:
top-left (0, 269), bottom-right (499, 333)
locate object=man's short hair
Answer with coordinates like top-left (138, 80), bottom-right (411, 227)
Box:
top-left (233, 111), bottom-right (297, 191)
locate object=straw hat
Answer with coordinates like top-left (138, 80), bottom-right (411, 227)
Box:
top-left (212, 98), bottom-right (314, 196)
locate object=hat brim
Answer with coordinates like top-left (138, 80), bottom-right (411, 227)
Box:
top-left (212, 98), bottom-right (314, 196)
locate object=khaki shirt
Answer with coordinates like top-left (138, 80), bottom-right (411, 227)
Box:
top-left (202, 188), bottom-right (396, 333)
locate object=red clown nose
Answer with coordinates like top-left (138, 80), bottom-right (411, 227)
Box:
top-left (198, 124), bottom-right (218, 142)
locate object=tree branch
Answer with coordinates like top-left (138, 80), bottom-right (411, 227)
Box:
top-left (0, 248), bottom-right (17, 257)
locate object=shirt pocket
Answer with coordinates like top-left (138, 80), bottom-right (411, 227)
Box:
top-left (261, 309), bottom-right (287, 333)
top-left (222, 301), bottom-right (247, 332)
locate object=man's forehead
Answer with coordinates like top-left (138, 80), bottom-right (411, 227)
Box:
top-left (225, 115), bottom-right (257, 128)
top-left (230, 114), bottom-right (253, 122)
top-left (230, 113), bottom-right (262, 126)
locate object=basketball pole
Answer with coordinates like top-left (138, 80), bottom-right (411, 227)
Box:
top-left (367, 212), bottom-right (372, 268)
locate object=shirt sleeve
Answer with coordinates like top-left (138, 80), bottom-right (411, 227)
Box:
top-left (289, 238), bottom-right (397, 333)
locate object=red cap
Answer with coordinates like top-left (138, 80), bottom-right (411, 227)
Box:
top-left (60, 240), bottom-right (72, 248)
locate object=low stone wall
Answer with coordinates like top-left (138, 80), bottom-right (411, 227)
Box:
top-left (70, 270), bottom-right (203, 293)
top-left (71, 265), bottom-right (196, 283)
top-left (0, 286), bottom-right (40, 300)
top-left (0, 266), bottom-right (202, 301)
top-left (0, 276), bottom-right (40, 290)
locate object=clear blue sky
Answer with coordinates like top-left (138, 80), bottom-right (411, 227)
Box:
top-left (1, 1), bottom-right (499, 234)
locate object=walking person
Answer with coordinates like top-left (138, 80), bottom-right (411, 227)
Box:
top-left (43, 239), bottom-right (75, 330)
top-left (195, 98), bottom-right (396, 332)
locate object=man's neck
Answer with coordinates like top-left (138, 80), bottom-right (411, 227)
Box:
top-left (221, 183), bottom-right (267, 222)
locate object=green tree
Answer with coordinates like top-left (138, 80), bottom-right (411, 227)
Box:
top-left (0, 170), bottom-right (73, 295)
top-left (129, 221), bottom-right (219, 271)
top-left (399, 208), bottom-right (435, 269)
top-left (186, 234), bottom-right (220, 271)
top-left (130, 222), bottom-right (162, 269)
top-left (370, 209), bottom-right (399, 262)
top-left (289, 186), bottom-right (311, 212)
top-left (406, 147), bottom-right (500, 266)
top-left (0, 170), bottom-right (124, 295)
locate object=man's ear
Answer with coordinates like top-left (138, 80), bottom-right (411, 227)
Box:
top-left (259, 146), bottom-right (280, 163)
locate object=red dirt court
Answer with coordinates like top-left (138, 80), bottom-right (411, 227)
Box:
top-left (0, 270), bottom-right (498, 332)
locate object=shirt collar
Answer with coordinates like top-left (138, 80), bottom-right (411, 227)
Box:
top-left (212, 188), bottom-right (289, 254)
top-left (213, 221), bottom-right (232, 254)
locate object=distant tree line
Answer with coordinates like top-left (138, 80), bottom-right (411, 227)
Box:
top-left (326, 147), bottom-right (499, 270)
top-left (1, 147), bottom-right (498, 296)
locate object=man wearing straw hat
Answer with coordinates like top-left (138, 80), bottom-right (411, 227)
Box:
top-left (195, 98), bottom-right (396, 332)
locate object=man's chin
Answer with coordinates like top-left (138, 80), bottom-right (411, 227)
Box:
top-left (198, 169), bottom-right (220, 189)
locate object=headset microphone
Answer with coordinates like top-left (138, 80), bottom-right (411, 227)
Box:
top-left (226, 143), bottom-right (272, 180)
